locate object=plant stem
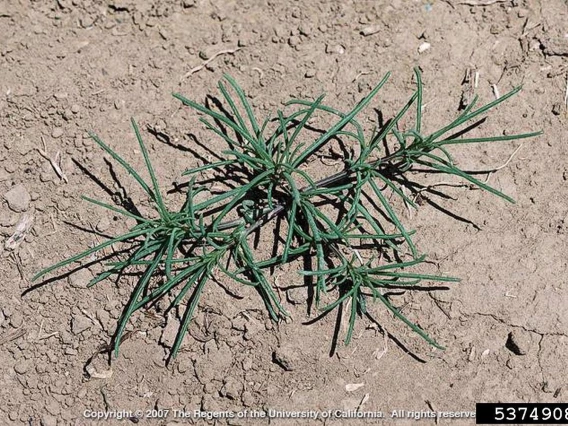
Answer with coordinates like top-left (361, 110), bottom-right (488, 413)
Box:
top-left (219, 149), bottom-right (405, 236)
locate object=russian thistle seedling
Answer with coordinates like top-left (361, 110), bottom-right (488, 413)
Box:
top-left (32, 68), bottom-right (541, 359)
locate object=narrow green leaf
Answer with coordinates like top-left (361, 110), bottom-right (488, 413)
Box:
top-left (89, 132), bottom-right (155, 202)
top-left (224, 74), bottom-right (263, 142)
top-left (114, 242), bottom-right (167, 356)
top-left (376, 292), bottom-right (444, 349)
top-left (292, 72), bottom-right (391, 167)
top-left (81, 195), bottom-right (150, 223)
top-left (131, 118), bottom-right (169, 220)
top-left (170, 271), bottom-right (208, 358)
top-left (368, 177), bottom-right (418, 257)
top-left (437, 130), bottom-right (543, 146)
top-left (32, 226), bottom-right (155, 281)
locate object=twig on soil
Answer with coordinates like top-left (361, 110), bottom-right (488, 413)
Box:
top-left (426, 400), bottom-right (439, 425)
top-left (460, 68), bottom-right (477, 110)
top-left (440, 0), bottom-right (456, 9)
top-left (353, 70), bottom-right (370, 82)
top-left (564, 74), bottom-right (568, 108)
top-left (11, 252), bottom-right (27, 282)
top-left (357, 393), bottom-right (370, 411)
top-left (5, 213), bottom-right (34, 251)
top-left (37, 319), bottom-right (44, 339)
top-left (36, 319), bottom-right (59, 340)
top-left (462, 144), bottom-right (523, 174)
top-left (49, 213), bottom-right (57, 231)
top-left (0, 328), bottom-right (26, 346)
top-left (402, 186), bottom-right (413, 218)
top-left (41, 331), bottom-right (58, 342)
top-left (252, 67), bottom-right (264, 79)
top-left (413, 144), bottom-right (524, 202)
top-left (181, 47), bottom-right (240, 80)
top-left (37, 136), bottom-right (69, 183)
top-left (491, 84), bottom-right (500, 100)
top-left (413, 182), bottom-right (468, 203)
top-left (521, 20), bottom-right (541, 38)
top-left (372, 327), bottom-right (389, 360)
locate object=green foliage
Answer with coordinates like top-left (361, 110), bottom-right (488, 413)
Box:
top-left (32, 68), bottom-right (541, 359)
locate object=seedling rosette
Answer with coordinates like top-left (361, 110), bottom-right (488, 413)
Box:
top-left (32, 68), bottom-right (541, 360)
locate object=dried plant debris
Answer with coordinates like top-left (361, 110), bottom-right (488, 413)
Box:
top-left (459, 67), bottom-right (478, 111)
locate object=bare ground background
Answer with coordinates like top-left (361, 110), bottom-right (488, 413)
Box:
top-left (1, 0), bottom-right (567, 425)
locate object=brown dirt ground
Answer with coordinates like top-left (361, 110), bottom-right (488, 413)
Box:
top-left (1, 0), bottom-right (567, 425)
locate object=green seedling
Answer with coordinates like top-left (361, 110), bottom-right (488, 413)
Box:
top-left (32, 68), bottom-right (541, 360)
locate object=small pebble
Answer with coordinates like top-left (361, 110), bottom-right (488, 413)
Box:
top-left (288, 35), bottom-right (301, 47)
top-left (41, 414), bottom-right (58, 426)
top-left (552, 103), bottom-right (562, 116)
top-left (490, 24), bottom-right (502, 35)
top-left (177, 357), bottom-right (192, 374)
top-left (221, 376), bottom-right (242, 400)
top-left (506, 330), bottom-right (530, 355)
top-left (231, 317), bottom-right (246, 331)
top-left (59, 330), bottom-right (74, 345)
top-left (4, 184), bottom-right (31, 212)
top-left (0, 168), bottom-right (10, 182)
top-left (298, 25), bottom-right (311, 36)
top-left (241, 390), bottom-right (255, 407)
top-left (360, 25), bottom-right (381, 36)
top-left (52, 127), bottom-right (64, 138)
top-left (14, 361), bottom-right (30, 375)
top-left (80, 15), bottom-right (95, 28)
top-left (71, 314), bottom-right (91, 334)
top-left (96, 216), bottom-right (111, 232)
top-left (345, 383), bottom-right (365, 392)
top-left (0, 212), bottom-right (16, 228)
top-left (286, 287), bottom-right (305, 304)
top-left (68, 269), bottom-right (92, 289)
top-left (160, 313), bottom-right (179, 348)
top-left (71, 104), bottom-right (80, 114)
top-left (304, 69), bottom-right (316, 78)
top-left (0, 4), bottom-right (12, 17)
top-left (325, 43), bottom-right (345, 54)
top-left (242, 358), bottom-right (253, 371)
top-left (418, 42), bottom-right (431, 53)
top-left (272, 347), bottom-right (297, 371)
top-left (10, 311), bottom-right (24, 328)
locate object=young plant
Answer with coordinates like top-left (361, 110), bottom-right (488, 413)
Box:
top-left (32, 68), bottom-right (541, 359)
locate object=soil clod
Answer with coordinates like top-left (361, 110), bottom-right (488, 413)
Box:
top-left (4, 184), bottom-right (31, 213)
top-left (505, 330), bottom-right (529, 356)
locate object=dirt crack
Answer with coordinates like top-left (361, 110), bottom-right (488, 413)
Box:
top-left (472, 312), bottom-right (568, 338)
